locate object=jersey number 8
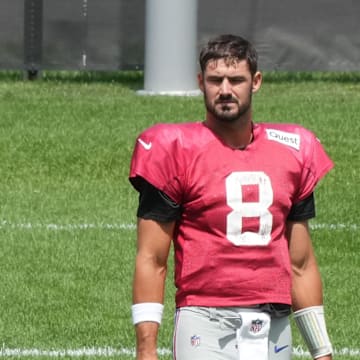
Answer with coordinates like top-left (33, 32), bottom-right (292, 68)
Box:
top-left (226, 171), bottom-right (273, 246)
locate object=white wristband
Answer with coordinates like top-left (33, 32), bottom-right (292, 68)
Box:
top-left (293, 305), bottom-right (333, 359)
top-left (131, 302), bottom-right (164, 325)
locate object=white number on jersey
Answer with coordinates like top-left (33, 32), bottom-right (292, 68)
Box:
top-left (226, 171), bottom-right (273, 246)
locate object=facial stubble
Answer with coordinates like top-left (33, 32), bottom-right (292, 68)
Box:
top-left (204, 90), bottom-right (253, 123)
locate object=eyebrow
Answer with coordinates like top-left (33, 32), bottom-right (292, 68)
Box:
top-left (206, 75), bottom-right (247, 81)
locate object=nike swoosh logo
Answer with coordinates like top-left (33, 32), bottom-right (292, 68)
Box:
top-left (137, 138), bottom-right (152, 150)
top-left (274, 345), bottom-right (289, 353)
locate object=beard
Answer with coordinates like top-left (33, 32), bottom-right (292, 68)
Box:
top-left (204, 92), bottom-right (252, 123)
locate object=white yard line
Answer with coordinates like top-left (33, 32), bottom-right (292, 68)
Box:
top-left (0, 220), bottom-right (357, 232)
top-left (0, 346), bottom-right (359, 357)
top-left (0, 220), bottom-right (136, 231)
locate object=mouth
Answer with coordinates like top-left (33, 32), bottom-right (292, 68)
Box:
top-left (217, 103), bottom-right (235, 113)
top-left (216, 99), bottom-right (238, 108)
top-left (216, 98), bottom-right (238, 105)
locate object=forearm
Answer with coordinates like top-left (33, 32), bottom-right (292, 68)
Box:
top-left (291, 260), bottom-right (324, 311)
top-left (132, 254), bottom-right (168, 360)
top-left (133, 218), bottom-right (173, 303)
top-left (288, 221), bottom-right (332, 359)
top-left (132, 218), bottom-right (173, 360)
top-left (135, 322), bottom-right (160, 360)
top-left (133, 255), bottom-right (167, 303)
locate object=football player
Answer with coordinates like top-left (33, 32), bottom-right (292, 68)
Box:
top-left (129, 34), bottom-right (333, 360)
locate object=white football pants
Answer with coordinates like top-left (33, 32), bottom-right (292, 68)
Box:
top-left (173, 306), bottom-right (291, 360)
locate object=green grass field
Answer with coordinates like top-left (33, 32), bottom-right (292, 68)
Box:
top-left (0, 71), bottom-right (359, 359)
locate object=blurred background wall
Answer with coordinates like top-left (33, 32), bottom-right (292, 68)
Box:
top-left (0, 0), bottom-right (358, 72)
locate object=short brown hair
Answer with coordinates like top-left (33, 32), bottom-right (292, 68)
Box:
top-left (199, 34), bottom-right (258, 76)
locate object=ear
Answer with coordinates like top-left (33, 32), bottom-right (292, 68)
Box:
top-left (197, 72), bottom-right (205, 92)
top-left (252, 71), bottom-right (262, 93)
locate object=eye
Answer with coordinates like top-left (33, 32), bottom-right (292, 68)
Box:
top-left (207, 76), bottom-right (223, 84)
top-left (229, 77), bottom-right (245, 84)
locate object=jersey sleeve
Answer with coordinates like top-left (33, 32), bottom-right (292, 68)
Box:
top-left (287, 193), bottom-right (315, 220)
top-left (129, 124), bottom-right (185, 204)
top-left (295, 128), bottom-right (334, 202)
top-left (136, 178), bottom-right (182, 222)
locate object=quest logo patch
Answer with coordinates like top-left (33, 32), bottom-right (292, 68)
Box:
top-left (266, 129), bottom-right (300, 150)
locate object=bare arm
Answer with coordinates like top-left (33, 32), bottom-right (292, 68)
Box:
top-left (288, 220), bottom-right (323, 309)
top-left (133, 218), bottom-right (175, 360)
top-left (287, 220), bottom-right (332, 360)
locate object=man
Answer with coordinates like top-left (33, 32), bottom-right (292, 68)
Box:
top-left (129, 34), bottom-right (333, 360)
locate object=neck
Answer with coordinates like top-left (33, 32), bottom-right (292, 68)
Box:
top-left (204, 114), bottom-right (253, 149)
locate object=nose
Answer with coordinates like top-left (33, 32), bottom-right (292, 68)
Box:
top-left (219, 78), bottom-right (232, 95)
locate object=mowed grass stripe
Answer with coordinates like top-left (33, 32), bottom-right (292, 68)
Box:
top-left (0, 221), bottom-right (358, 232)
top-left (1, 346), bottom-right (360, 357)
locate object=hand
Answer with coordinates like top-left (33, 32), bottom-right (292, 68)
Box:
top-left (315, 355), bottom-right (332, 360)
top-left (136, 352), bottom-right (158, 360)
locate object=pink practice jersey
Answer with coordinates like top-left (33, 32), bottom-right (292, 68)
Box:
top-left (129, 122), bottom-right (333, 307)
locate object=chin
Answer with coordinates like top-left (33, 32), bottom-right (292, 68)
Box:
top-left (216, 113), bottom-right (239, 123)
